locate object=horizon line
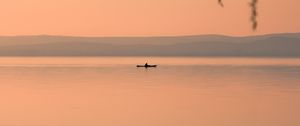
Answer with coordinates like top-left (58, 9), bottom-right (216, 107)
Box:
top-left (0, 32), bottom-right (299, 38)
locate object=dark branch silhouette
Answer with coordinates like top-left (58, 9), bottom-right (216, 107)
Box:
top-left (218, 0), bottom-right (224, 7)
top-left (217, 0), bottom-right (258, 31)
top-left (250, 0), bottom-right (258, 30)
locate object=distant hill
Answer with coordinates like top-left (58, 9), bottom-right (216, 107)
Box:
top-left (0, 33), bottom-right (300, 57)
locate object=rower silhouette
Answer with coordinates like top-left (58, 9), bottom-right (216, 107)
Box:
top-left (136, 62), bottom-right (157, 68)
top-left (145, 62), bottom-right (149, 68)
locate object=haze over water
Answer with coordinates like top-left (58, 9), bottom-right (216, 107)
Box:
top-left (0, 57), bottom-right (300, 126)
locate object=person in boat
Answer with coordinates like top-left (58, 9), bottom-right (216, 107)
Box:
top-left (145, 62), bottom-right (148, 67)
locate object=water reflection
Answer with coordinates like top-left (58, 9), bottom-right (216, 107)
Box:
top-left (0, 57), bottom-right (299, 126)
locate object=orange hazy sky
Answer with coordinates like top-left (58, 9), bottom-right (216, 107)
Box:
top-left (0, 0), bottom-right (299, 36)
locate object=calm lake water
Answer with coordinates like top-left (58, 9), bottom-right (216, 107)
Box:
top-left (0, 57), bottom-right (300, 126)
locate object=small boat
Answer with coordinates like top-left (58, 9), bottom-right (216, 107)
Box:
top-left (136, 65), bottom-right (157, 68)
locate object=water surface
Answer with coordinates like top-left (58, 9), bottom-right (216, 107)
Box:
top-left (0, 57), bottom-right (299, 126)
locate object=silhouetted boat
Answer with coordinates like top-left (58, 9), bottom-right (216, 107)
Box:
top-left (136, 65), bottom-right (157, 68)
